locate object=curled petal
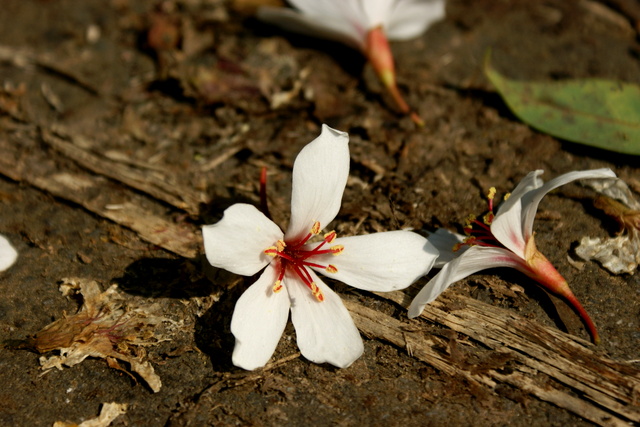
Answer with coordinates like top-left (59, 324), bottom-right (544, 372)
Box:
top-left (495, 170), bottom-right (544, 220)
top-left (312, 231), bottom-right (438, 291)
top-left (520, 168), bottom-right (616, 242)
top-left (491, 170), bottom-right (544, 258)
top-left (288, 270), bottom-right (363, 368)
top-left (386, 0), bottom-right (446, 40)
top-left (490, 198), bottom-right (526, 259)
top-left (286, 125), bottom-right (350, 242)
top-left (0, 234), bottom-right (17, 271)
top-left (407, 246), bottom-right (525, 318)
top-left (230, 265), bottom-right (291, 370)
top-left (202, 204), bottom-right (283, 276)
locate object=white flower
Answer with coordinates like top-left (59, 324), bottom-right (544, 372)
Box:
top-left (408, 169), bottom-right (617, 344)
top-left (0, 234), bottom-right (17, 272)
top-left (203, 124), bottom-right (438, 370)
top-left (257, 0), bottom-right (446, 124)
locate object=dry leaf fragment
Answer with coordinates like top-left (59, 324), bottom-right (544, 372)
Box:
top-left (32, 278), bottom-right (180, 392)
top-left (576, 236), bottom-right (640, 275)
top-left (576, 177), bottom-right (640, 274)
top-left (53, 402), bottom-right (127, 427)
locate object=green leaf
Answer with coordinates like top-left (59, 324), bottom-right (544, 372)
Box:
top-left (484, 55), bottom-right (640, 155)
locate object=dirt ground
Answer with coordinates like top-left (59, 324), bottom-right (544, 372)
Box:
top-left (1, 0), bottom-right (639, 425)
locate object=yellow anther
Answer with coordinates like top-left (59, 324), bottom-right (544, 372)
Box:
top-left (273, 281), bottom-right (283, 293)
top-left (464, 214), bottom-right (476, 228)
top-left (487, 187), bottom-right (496, 201)
top-left (310, 282), bottom-right (324, 302)
top-left (325, 265), bottom-right (338, 274)
top-left (452, 242), bottom-right (464, 252)
top-left (264, 246), bottom-right (278, 256)
top-left (503, 192), bottom-right (511, 201)
top-left (311, 221), bottom-right (321, 235)
top-left (330, 244), bottom-right (344, 255)
top-left (483, 212), bottom-right (494, 225)
top-left (324, 231), bottom-right (336, 243)
top-left (276, 239), bottom-right (286, 251)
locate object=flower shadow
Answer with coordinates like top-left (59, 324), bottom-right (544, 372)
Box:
top-left (114, 255), bottom-right (218, 299)
top-left (193, 278), bottom-right (245, 372)
top-left (114, 254), bottom-right (248, 371)
top-left (496, 268), bottom-right (570, 335)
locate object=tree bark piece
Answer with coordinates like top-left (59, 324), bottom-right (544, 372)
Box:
top-left (355, 290), bottom-right (640, 426)
top-left (0, 133), bottom-right (200, 258)
top-left (41, 128), bottom-right (206, 216)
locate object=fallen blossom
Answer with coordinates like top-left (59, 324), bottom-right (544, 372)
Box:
top-left (409, 169), bottom-right (616, 344)
top-left (257, 0), bottom-right (446, 124)
top-left (0, 233), bottom-right (18, 271)
top-left (203, 124), bottom-right (438, 370)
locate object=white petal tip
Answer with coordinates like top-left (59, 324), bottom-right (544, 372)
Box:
top-left (0, 235), bottom-right (18, 272)
top-left (232, 345), bottom-right (270, 371)
top-left (320, 123), bottom-right (348, 140)
top-left (407, 306), bottom-right (423, 319)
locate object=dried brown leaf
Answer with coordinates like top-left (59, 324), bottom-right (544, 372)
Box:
top-left (34, 278), bottom-right (181, 393)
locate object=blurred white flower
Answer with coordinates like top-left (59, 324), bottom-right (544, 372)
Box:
top-left (0, 234), bottom-right (17, 271)
top-left (258, 0), bottom-right (446, 124)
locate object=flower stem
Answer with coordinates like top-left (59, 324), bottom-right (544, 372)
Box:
top-left (365, 26), bottom-right (423, 127)
top-left (561, 291), bottom-right (600, 345)
top-left (260, 166), bottom-right (272, 220)
top-left (525, 236), bottom-right (599, 344)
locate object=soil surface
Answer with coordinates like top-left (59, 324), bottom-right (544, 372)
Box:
top-left (1, 0), bottom-right (639, 426)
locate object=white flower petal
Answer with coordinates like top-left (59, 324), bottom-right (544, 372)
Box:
top-left (312, 231), bottom-right (438, 291)
top-left (496, 170), bottom-right (545, 218)
top-left (386, 0), bottom-right (446, 40)
top-left (285, 125), bottom-right (350, 242)
top-left (289, 0), bottom-right (374, 26)
top-left (520, 168), bottom-right (616, 241)
top-left (0, 234), bottom-right (18, 271)
top-left (230, 265), bottom-right (291, 370)
top-left (289, 270), bottom-right (363, 368)
top-left (407, 246), bottom-right (525, 318)
top-left (257, 6), bottom-right (365, 49)
top-left (288, 0), bottom-right (358, 19)
top-left (360, 0), bottom-right (397, 28)
top-left (202, 204), bottom-right (283, 276)
top-left (427, 228), bottom-right (467, 267)
top-left (490, 197), bottom-right (527, 258)
top-left (491, 170), bottom-right (544, 258)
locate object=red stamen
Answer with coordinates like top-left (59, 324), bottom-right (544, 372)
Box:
top-left (264, 223), bottom-right (344, 301)
top-left (302, 261), bottom-right (326, 269)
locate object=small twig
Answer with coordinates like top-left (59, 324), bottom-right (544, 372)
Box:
top-left (198, 145), bottom-right (243, 172)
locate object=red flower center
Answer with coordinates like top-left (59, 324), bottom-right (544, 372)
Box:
top-left (455, 187), bottom-right (508, 251)
top-left (264, 221), bottom-right (344, 302)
